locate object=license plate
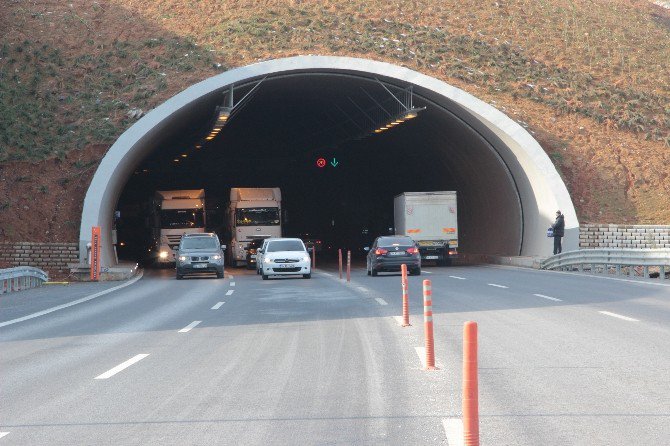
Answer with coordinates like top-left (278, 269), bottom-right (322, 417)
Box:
top-left (425, 255), bottom-right (438, 260)
top-left (279, 263), bottom-right (293, 268)
top-left (388, 251), bottom-right (405, 256)
top-left (250, 254), bottom-right (257, 258)
top-left (193, 263), bottom-right (206, 268)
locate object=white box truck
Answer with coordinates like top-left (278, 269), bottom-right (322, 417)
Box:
top-left (228, 187), bottom-right (282, 267)
top-left (149, 189), bottom-right (206, 265)
top-left (394, 191), bottom-right (459, 265)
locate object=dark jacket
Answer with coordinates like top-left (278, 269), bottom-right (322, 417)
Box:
top-left (552, 214), bottom-right (565, 237)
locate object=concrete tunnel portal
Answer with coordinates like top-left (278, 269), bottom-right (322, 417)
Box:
top-left (79, 56), bottom-right (578, 268)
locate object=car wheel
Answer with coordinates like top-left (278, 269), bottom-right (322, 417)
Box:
top-left (176, 274), bottom-right (183, 280)
top-left (216, 271), bottom-right (224, 279)
top-left (230, 260), bottom-right (237, 268)
top-left (411, 267), bottom-right (421, 276)
top-left (371, 268), bottom-right (378, 277)
top-left (366, 261), bottom-right (371, 276)
top-left (262, 273), bottom-right (268, 280)
top-left (303, 273), bottom-right (311, 279)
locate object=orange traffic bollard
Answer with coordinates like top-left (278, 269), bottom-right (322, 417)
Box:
top-left (423, 280), bottom-right (437, 370)
top-left (346, 250), bottom-right (351, 282)
top-left (338, 249), bottom-right (343, 280)
top-left (401, 264), bottom-right (411, 327)
top-left (463, 321), bottom-right (479, 446)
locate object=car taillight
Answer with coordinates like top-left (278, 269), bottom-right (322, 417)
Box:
top-left (406, 247), bottom-right (419, 255)
top-left (375, 248), bottom-right (388, 255)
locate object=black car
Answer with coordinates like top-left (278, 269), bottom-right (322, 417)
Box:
top-left (245, 237), bottom-right (266, 270)
top-left (365, 235), bottom-right (421, 276)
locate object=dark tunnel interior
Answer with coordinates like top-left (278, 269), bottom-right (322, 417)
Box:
top-left (115, 73), bottom-right (521, 263)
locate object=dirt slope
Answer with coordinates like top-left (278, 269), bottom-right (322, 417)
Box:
top-left (1, 0), bottom-right (669, 243)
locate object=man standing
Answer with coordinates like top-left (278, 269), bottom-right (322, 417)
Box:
top-left (552, 210), bottom-right (565, 255)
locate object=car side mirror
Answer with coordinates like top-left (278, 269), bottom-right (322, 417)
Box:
top-left (363, 247), bottom-right (370, 252)
top-left (221, 244), bottom-right (227, 250)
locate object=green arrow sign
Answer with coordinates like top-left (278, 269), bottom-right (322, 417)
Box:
top-left (330, 158), bottom-right (339, 167)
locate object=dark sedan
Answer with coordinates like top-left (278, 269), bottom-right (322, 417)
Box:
top-left (365, 235), bottom-right (421, 276)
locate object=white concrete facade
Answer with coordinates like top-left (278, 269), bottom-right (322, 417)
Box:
top-left (79, 56), bottom-right (578, 267)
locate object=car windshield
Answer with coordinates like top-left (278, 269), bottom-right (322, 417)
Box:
top-left (266, 240), bottom-right (304, 252)
top-left (181, 237), bottom-right (219, 250)
top-left (161, 209), bottom-right (204, 229)
top-left (236, 207), bottom-right (280, 226)
top-left (378, 237), bottom-right (414, 247)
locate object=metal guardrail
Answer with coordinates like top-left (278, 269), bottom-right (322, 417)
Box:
top-left (0, 267), bottom-right (49, 294)
top-left (541, 249), bottom-right (670, 279)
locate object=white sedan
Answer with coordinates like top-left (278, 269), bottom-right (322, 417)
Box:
top-left (260, 238), bottom-right (312, 280)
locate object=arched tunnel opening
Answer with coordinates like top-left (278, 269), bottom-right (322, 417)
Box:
top-left (80, 56), bottom-right (578, 269)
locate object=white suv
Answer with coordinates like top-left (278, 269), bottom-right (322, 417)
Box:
top-left (259, 238), bottom-right (311, 280)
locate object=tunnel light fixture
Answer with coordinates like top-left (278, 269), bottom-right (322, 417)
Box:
top-left (173, 158), bottom-right (179, 162)
top-left (181, 154), bottom-right (188, 158)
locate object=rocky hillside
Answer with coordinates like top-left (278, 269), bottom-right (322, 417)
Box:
top-left (1, 0), bottom-right (669, 243)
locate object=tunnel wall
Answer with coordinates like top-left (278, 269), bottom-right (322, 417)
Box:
top-left (79, 56), bottom-right (578, 267)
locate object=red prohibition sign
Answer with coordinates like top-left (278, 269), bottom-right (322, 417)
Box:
top-left (316, 158), bottom-right (327, 168)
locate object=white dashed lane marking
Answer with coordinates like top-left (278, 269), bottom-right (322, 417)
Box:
top-left (375, 298), bottom-right (388, 306)
top-left (179, 321), bottom-right (202, 333)
top-left (230, 282), bottom-right (236, 287)
top-left (599, 311), bottom-right (639, 322)
top-left (211, 302), bottom-right (225, 310)
top-left (442, 418), bottom-right (464, 446)
top-left (534, 293), bottom-right (562, 302)
top-left (0, 432), bottom-right (9, 439)
top-left (488, 283), bottom-right (508, 289)
top-left (94, 354), bottom-right (149, 380)
top-left (449, 275), bottom-right (466, 280)
top-left (226, 290), bottom-right (234, 296)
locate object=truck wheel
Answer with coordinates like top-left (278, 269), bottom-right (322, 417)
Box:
top-left (216, 271), bottom-right (224, 279)
top-left (230, 259), bottom-right (237, 268)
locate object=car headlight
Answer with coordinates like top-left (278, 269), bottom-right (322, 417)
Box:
top-left (302, 256), bottom-right (310, 262)
top-left (212, 255), bottom-right (221, 260)
top-left (159, 251), bottom-right (168, 259)
top-left (264, 257), bottom-right (272, 263)
top-left (178, 255), bottom-right (187, 261)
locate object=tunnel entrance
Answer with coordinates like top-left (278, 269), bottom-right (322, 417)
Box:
top-left (80, 56), bottom-right (578, 268)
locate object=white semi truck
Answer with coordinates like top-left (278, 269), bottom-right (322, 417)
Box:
top-left (150, 189), bottom-right (206, 265)
top-left (393, 191), bottom-right (459, 265)
top-left (228, 187), bottom-right (282, 267)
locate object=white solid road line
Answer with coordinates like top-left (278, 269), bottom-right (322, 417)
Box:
top-left (357, 286), bottom-right (368, 292)
top-left (0, 432), bottom-right (9, 439)
top-left (442, 418), bottom-right (464, 446)
top-left (321, 272), bottom-right (333, 277)
top-left (488, 283), bottom-right (508, 289)
top-left (534, 293), bottom-right (563, 302)
top-left (226, 290), bottom-right (234, 296)
top-left (414, 346), bottom-right (427, 369)
top-left (230, 282), bottom-right (236, 287)
top-left (599, 311), bottom-right (639, 322)
top-left (94, 354), bottom-right (149, 380)
top-left (211, 302), bottom-right (225, 310)
top-left (375, 297), bottom-right (388, 306)
top-left (449, 275), bottom-right (466, 280)
top-left (179, 321), bottom-right (202, 333)
top-left (0, 271), bottom-right (144, 328)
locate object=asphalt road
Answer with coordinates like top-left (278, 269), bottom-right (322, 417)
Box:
top-left (1, 263), bottom-right (669, 445)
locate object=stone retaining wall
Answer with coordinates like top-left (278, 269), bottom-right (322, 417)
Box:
top-left (0, 242), bottom-right (79, 277)
top-left (580, 224), bottom-right (670, 249)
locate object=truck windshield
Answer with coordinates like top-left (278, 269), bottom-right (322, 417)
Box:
top-left (236, 207), bottom-right (280, 226)
top-left (161, 209), bottom-right (204, 229)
